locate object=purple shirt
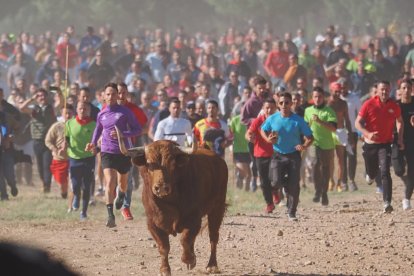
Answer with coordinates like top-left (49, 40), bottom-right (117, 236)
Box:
top-left (241, 93), bottom-right (264, 127)
top-left (91, 104), bottom-right (141, 154)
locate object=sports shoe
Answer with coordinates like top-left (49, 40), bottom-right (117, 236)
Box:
top-left (288, 214), bottom-right (298, 221)
top-left (80, 212), bottom-right (87, 221)
top-left (43, 186), bottom-right (51, 193)
top-left (336, 185), bottom-right (343, 192)
top-left (376, 187), bottom-right (383, 194)
top-left (328, 180), bottom-right (335, 191)
top-left (121, 207), bottom-right (134, 220)
top-left (383, 202), bottom-right (393, 213)
top-left (89, 198), bottom-right (96, 206)
top-left (10, 186), bottom-right (18, 197)
top-left (365, 175), bottom-right (374, 185)
top-left (402, 199), bottom-right (412, 210)
top-left (349, 181), bottom-right (358, 192)
top-left (72, 195), bottom-right (80, 210)
top-left (61, 192), bottom-right (67, 199)
top-left (321, 193), bottom-right (329, 206)
top-left (265, 203), bottom-right (275, 214)
top-left (106, 215), bottom-right (116, 228)
top-left (114, 192), bottom-right (125, 210)
top-left (95, 187), bottom-right (105, 197)
top-left (272, 191), bottom-right (281, 205)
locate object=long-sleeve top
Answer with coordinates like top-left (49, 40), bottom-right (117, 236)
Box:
top-left (154, 116), bottom-right (192, 146)
top-left (91, 104), bottom-right (141, 154)
top-left (45, 121), bottom-right (67, 161)
top-left (240, 93), bottom-right (263, 128)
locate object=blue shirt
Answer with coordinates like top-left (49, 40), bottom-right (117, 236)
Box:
top-left (261, 112), bottom-right (312, 154)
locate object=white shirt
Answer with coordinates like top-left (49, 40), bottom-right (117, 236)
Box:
top-left (341, 91), bottom-right (362, 133)
top-left (154, 116), bottom-right (192, 146)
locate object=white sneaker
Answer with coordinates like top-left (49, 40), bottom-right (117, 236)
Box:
top-left (402, 199), bottom-right (412, 210)
top-left (365, 174), bottom-right (374, 185)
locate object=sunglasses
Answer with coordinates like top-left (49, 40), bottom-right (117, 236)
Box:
top-left (279, 101), bottom-right (291, 106)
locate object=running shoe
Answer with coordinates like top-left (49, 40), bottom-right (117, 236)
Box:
top-left (114, 192), bottom-right (125, 210)
top-left (402, 199), bottom-right (412, 210)
top-left (383, 202), bottom-right (393, 213)
top-left (106, 215), bottom-right (116, 228)
top-left (121, 207), bottom-right (134, 220)
top-left (265, 203), bottom-right (275, 214)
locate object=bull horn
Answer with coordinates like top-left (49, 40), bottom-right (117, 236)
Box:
top-left (127, 146), bottom-right (146, 157)
top-left (178, 146), bottom-right (193, 154)
top-left (115, 126), bottom-right (129, 156)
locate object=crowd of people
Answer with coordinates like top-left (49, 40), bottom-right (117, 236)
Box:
top-left (1, 22), bottom-right (414, 225)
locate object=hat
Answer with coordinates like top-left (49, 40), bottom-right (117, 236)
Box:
top-left (330, 82), bottom-right (343, 91)
top-left (186, 101), bottom-right (195, 109)
top-left (315, 34), bottom-right (325, 43)
top-left (111, 42), bottom-right (118, 48)
top-left (333, 37), bottom-right (343, 47)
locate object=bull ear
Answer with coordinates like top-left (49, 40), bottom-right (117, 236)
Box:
top-left (132, 154), bottom-right (146, 167)
top-left (175, 153), bottom-right (189, 167)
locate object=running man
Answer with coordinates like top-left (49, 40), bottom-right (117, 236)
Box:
top-left (261, 92), bottom-right (313, 220)
top-left (86, 83), bottom-right (141, 227)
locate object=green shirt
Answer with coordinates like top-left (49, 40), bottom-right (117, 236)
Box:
top-left (229, 115), bottom-right (249, 153)
top-left (304, 105), bottom-right (337, 150)
top-left (346, 58), bottom-right (376, 73)
top-left (66, 118), bottom-right (96, 159)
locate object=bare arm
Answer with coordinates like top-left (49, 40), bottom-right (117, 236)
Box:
top-left (312, 114), bottom-right (337, 132)
top-left (259, 128), bottom-right (277, 144)
top-left (295, 135), bottom-right (314, 151)
top-left (355, 114), bottom-right (378, 141)
top-left (18, 95), bottom-right (36, 115)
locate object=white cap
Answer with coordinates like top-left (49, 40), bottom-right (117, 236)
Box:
top-left (333, 37), bottom-right (343, 47)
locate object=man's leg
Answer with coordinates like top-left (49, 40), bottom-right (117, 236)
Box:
top-left (313, 147), bottom-right (323, 202)
top-left (104, 168), bottom-right (117, 227)
top-left (41, 144), bottom-right (53, 192)
top-left (69, 164), bottom-right (82, 211)
top-left (347, 133), bottom-right (358, 190)
top-left (378, 145), bottom-right (392, 206)
top-left (362, 143), bottom-right (379, 181)
top-left (320, 149), bottom-right (334, 206)
top-left (248, 142), bottom-right (258, 191)
top-left (286, 152), bottom-right (301, 219)
top-left (33, 140), bottom-right (45, 189)
top-left (335, 145), bottom-right (346, 191)
top-left (257, 157), bottom-right (272, 205)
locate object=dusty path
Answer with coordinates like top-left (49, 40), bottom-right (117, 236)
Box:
top-left (1, 180), bottom-right (414, 276)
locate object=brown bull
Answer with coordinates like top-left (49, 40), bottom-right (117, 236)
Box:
top-left (125, 140), bottom-right (228, 276)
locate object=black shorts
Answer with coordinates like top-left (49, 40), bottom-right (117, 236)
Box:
top-left (101, 152), bottom-right (131, 174)
top-left (233, 152), bottom-right (251, 163)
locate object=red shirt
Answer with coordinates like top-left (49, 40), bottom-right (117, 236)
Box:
top-left (264, 50), bottom-right (289, 78)
top-left (358, 96), bottom-right (401, 144)
top-left (124, 102), bottom-right (148, 127)
top-left (249, 115), bottom-right (273, 158)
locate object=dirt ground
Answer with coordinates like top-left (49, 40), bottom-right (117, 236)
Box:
top-left (1, 171), bottom-right (414, 276)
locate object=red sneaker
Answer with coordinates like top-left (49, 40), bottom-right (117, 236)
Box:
top-left (272, 192), bottom-right (281, 205)
top-left (265, 203), bottom-right (275, 214)
top-left (121, 207), bottom-right (134, 220)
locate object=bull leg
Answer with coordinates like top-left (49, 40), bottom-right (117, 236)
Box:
top-left (180, 221), bottom-right (201, 270)
top-left (206, 206), bottom-right (225, 273)
top-left (148, 222), bottom-right (171, 276)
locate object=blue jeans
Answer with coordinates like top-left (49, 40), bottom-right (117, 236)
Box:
top-left (69, 157), bottom-right (95, 213)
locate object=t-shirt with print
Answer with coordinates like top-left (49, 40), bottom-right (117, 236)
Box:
top-left (304, 105), bottom-right (337, 150)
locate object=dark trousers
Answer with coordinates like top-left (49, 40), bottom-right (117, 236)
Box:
top-left (248, 142), bottom-right (258, 178)
top-left (402, 149), bottom-right (414, 200)
top-left (33, 139), bottom-right (52, 188)
top-left (69, 157), bottom-right (95, 214)
top-left (270, 151), bottom-right (302, 215)
top-left (343, 132), bottom-right (358, 183)
top-left (314, 147), bottom-right (334, 196)
top-left (362, 143), bottom-right (392, 203)
top-left (0, 148), bottom-right (16, 199)
top-left (256, 157), bottom-right (272, 205)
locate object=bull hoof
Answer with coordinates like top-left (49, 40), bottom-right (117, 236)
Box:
top-left (160, 268), bottom-right (171, 276)
top-left (206, 266), bottom-right (220, 274)
top-left (182, 253), bottom-right (196, 270)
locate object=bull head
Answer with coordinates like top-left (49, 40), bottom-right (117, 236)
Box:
top-left (116, 128), bottom-right (197, 198)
